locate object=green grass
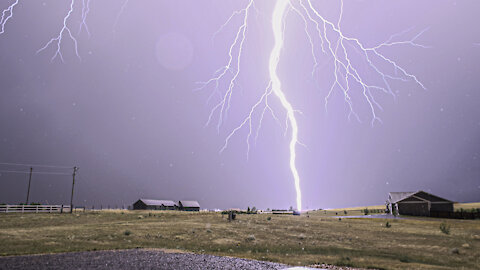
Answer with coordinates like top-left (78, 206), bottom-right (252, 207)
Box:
top-left (0, 210), bottom-right (479, 269)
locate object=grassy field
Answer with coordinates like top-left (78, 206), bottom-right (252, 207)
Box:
top-left (455, 202), bottom-right (480, 211)
top-left (327, 202), bottom-right (480, 212)
top-left (326, 205), bottom-right (386, 211)
top-left (0, 210), bottom-right (479, 270)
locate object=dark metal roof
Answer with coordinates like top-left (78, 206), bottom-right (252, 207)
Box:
top-left (179, 200), bottom-right (200, 208)
top-left (388, 191), bottom-right (453, 204)
top-left (138, 199), bottom-right (177, 207)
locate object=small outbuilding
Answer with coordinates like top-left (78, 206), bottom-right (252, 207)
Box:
top-left (133, 199), bottom-right (177, 210)
top-left (178, 200), bottom-right (200, 211)
top-left (387, 191), bottom-right (453, 217)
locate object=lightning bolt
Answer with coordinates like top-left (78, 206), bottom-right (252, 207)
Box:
top-left (37, 0), bottom-right (80, 62)
top-left (270, 0), bottom-right (302, 211)
top-left (114, 0), bottom-right (130, 32)
top-left (0, 0), bottom-right (429, 212)
top-left (0, 0), bottom-right (19, 35)
top-left (78, 0), bottom-right (91, 37)
top-left (202, 0), bottom-right (427, 212)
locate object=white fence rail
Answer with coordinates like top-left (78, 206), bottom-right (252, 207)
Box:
top-left (0, 204), bottom-right (71, 213)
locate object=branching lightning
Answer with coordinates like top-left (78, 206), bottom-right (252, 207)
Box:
top-left (201, 0), bottom-right (427, 211)
top-left (0, 0), bottom-right (19, 35)
top-left (114, 0), bottom-right (130, 31)
top-left (0, 0), bottom-right (429, 212)
top-left (37, 0), bottom-right (80, 62)
top-left (78, 0), bottom-right (91, 37)
top-left (1, 0), bottom-right (93, 61)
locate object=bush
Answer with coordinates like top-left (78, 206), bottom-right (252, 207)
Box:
top-left (385, 222), bottom-right (391, 228)
top-left (335, 256), bottom-right (354, 267)
top-left (399, 255), bottom-right (411, 263)
top-left (363, 208), bottom-right (369, 215)
top-left (124, 230), bottom-right (132, 236)
top-left (439, 222), bottom-right (450, 235)
top-left (246, 234), bottom-right (256, 241)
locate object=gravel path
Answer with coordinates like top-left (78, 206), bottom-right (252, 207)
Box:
top-left (0, 249), bottom-right (290, 270)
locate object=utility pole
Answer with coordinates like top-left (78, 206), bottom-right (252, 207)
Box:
top-left (25, 167), bottom-right (33, 205)
top-left (70, 166), bottom-right (78, 213)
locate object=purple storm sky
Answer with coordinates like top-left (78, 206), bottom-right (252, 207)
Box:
top-left (0, 0), bottom-right (479, 210)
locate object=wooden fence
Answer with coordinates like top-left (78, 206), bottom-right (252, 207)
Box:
top-left (0, 204), bottom-right (72, 213)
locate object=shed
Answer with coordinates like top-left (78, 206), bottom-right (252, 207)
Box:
top-left (133, 199), bottom-right (177, 210)
top-left (387, 191), bottom-right (453, 216)
top-left (178, 200), bottom-right (200, 211)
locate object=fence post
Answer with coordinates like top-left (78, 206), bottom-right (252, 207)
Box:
top-left (26, 167), bottom-right (33, 204)
top-left (70, 166), bottom-right (78, 213)
top-left (6, 205), bottom-right (8, 213)
top-left (22, 205), bottom-right (24, 213)
top-left (36, 205), bottom-right (38, 213)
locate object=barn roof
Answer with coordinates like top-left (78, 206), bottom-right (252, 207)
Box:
top-left (389, 191), bottom-right (453, 204)
top-left (138, 199), bottom-right (177, 207)
top-left (179, 200), bottom-right (200, 208)
top-left (388, 192), bottom-right (415, 203)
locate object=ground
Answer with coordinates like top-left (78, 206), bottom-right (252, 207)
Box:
top-left (0, 210), bottom-right (479, 269)
top-left (0, 249), bottom-right (287, 270)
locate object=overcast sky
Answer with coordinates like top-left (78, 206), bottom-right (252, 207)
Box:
top-left (0, 0), bottom-right (479, 210)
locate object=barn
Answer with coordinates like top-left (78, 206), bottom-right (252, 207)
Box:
top-left (387, 191), bottom-right (453, 217)
top-left (132, 199), bottom-right (177, 210)
top-left (178, 200), bottom-right (200, 211)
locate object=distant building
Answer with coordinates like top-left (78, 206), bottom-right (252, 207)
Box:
top-left (387, 191), bottom-right (453, 216)
top-left (178, 200), bottom-right (200, 211)
top-left (133, 199), bottom-right (177, 210)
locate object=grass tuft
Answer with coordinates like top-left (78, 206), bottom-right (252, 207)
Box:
top-left (439, 222), bottom-right (450, 235)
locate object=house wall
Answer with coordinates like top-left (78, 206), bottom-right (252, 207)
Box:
top-left (145, 205), bottom-right (161, 210)
top-left (397, 202), bottom-right (429, 216)
top-left (133, 201), bottom-right (147, 210)
top-left (182, 207), bottom-right (200, 211)
top-left (430, 203), bottom-right (454, 212)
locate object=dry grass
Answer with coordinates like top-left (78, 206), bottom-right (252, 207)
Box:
top-left (455, 202), bottom-right (480, 211)
top-left (0, 210), bottom-right (479, 269)
top-left (326, 205), bottom-right (386, 211)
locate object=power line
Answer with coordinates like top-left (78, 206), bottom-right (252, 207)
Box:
top-left (0, 162), bottom-right (73, 169)
top-left (0, 170), bottom-right (72, 176)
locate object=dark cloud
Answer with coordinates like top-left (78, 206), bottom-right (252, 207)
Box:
top-left (0, 0), bottom-right (479, 209)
